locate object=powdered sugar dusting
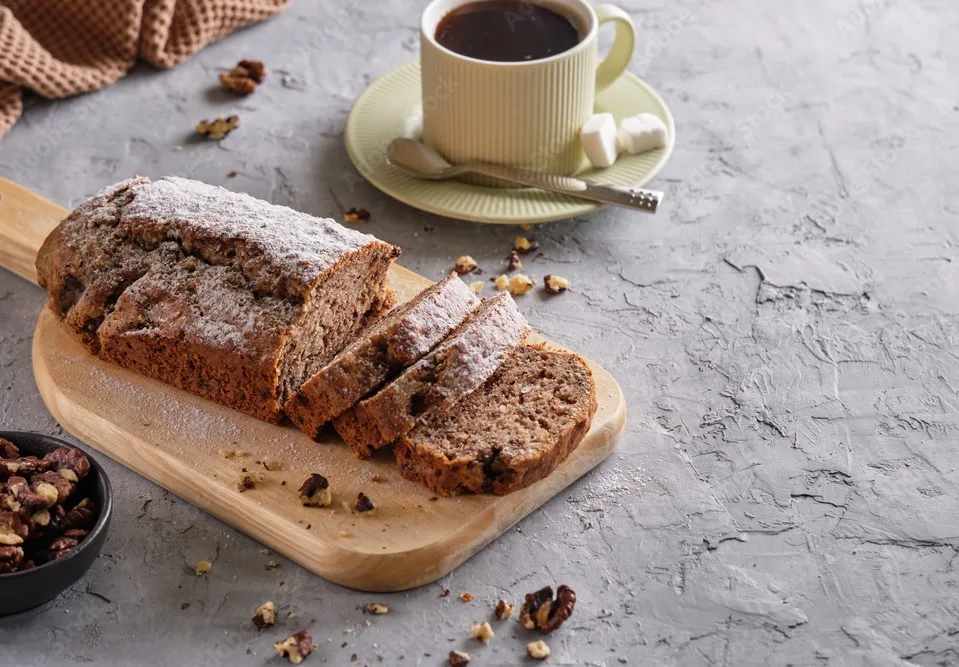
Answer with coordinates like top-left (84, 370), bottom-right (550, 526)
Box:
top-left (433, 292), bottom-right (529, 395)
top-left (123, 177), bottom-right (381, 294)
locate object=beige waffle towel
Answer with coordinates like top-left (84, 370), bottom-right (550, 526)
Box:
top-left (0, 0), bottom-right (290, 139)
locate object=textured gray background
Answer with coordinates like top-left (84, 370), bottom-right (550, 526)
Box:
top-left (1, 0), bottom-right (958, 665)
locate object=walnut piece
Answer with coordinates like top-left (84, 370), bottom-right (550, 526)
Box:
top-left (253, 601), bottom-right (276, 629)
top-left (344, 207), bottom-right (371, 223)
top-left (527, 640), bottom-right (551, 660)
top-left (448, 650), bottom-right (471, 666)
top-left (508, 274), bottom-right (535, 296)
top-left (196, 115), bottom-right (239, 140)
top-left (0, 438), bottom-right (18, 459)
top-left (507, 250), bottom-right (522, 272)
top-left (454, 255), bottom-right (479, 275)
top-left (514, 236), bottom-right (540, 253)
top-left (364, 602), bottom-right (389, 615)
top-left (459, 591), bottom-right (475, 603)
top-left (494, 274), bottom-right (510, 291)
top-left (494, 599), bottom-right (515, 620)
top-left (219, 73), bottom-right (257, 95)
top-left (0, 444), bottom-right (100, 572)
top-left (235, 59), bottom-right (267, 83)
top-left (469, 621), bottom-right (494, 644)
top-left (298, 474), bottom-right (331, 507)
top-left (544, 275), bottom-right (570, 295)
top-left (219, 59), bottom-right (266, 94)
top-left (518, 585), bottom-right (576, 633)
top-left (194, 560), bottom-right (212, 576)
top-left (354, 492), bottom-right (375, 513)
top-left (468, 280), bottom-right (485, 294)
top-left (274, 630), bottom-right (313, 664)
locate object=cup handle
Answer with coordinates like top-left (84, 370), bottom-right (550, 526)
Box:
top-left (594, 4), bottom-right (636, 94)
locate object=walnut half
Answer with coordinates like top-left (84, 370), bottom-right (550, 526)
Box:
top-left (518, 585), bottom-right (576, 633)
top-left (274, 630), bottom-right (313, 664)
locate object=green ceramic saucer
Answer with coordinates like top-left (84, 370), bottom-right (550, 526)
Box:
top-left (344, 61), bottom-right (675, 224)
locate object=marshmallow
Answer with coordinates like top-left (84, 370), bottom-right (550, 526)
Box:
top-left (616, 113), bottom-right (668, 155)
top-left (581, 112), bottom-right (618, 169)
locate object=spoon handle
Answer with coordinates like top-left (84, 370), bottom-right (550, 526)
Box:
top-left (465, 162), bottom-right (663, 214)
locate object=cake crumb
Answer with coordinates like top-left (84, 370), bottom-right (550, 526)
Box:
top-left (468, 280), bottom-right (485, 294)
top-left (494, 274), bottom-right (509, 291)
top-left (194, 560), bottom-right (212, 576)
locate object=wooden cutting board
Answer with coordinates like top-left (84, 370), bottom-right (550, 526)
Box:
top-left (0, 177), bottom-right (626, 592)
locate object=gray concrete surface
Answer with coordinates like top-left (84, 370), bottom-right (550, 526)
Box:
top-left (1, 0), bottom-right (957, 665)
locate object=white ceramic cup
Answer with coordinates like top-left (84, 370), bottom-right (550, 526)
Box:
top-left (420, 0), bottom-right (636, 177)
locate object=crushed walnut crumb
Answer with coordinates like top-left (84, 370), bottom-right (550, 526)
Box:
top-left (468, 280), bottom-right (485, 294)
top-left (195, 115), bottom-right (239, 140)
top-left (469, 621), bottom-right (494, 644)
top-left (494, 599), bottom-right (515, 620)
top-left (237, 471), bottom-right (259, 492)
top-left (344, 207), bottom-right (371, 223)
top-left (274, 630), bottom-right (313, 664)
top-left (508, 274), bottom-right (535, 296)
top-left (364, 602), bottom-right (389, 615)
top-left (514, 236), bottom-right (539, 253)
top-left (194, 560), bottom-right (212, 576)
top-left (494, 274), bottom-right (510, 291)
top-left (454, 255), bottom-right (479, 275)
top-left (527, 640), bottom-right (551, 660)
top-left (219, 448), bottom-right (247, 459)
top-left (354, 493), bottom-right (375, 513)
top-left (459, 591), bottom-right (475, 603)
top-left (264, 560), bottom-right (279, 571)
top-left (448, 650), bottom-right (470, 666)
top-left (253, 601), bottom-right (276, 629)
top-left (544, 275), bottom-right (569, 295)
top-left (298, 474), bottom-right (331, 507)
top-left (506, 250), bottom-right (522, 272)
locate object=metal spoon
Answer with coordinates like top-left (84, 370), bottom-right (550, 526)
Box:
top-left (386, 137), bottom-right (663, 214)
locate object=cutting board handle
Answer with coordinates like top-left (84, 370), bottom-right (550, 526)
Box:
top-left (0, 178), bottom-right (69, 287)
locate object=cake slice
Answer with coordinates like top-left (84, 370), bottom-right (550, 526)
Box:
top-left (334, 292), bottom-right (529, 458)
top-left (284, 274), bottom-right (479, 439)
top-left (394, 344), bottom-right (597, 496)
top-left (36, 176), bottom-right (400, 423)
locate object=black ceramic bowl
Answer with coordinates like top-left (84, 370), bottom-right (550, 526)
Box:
top-left (0, 430), bottom-right (112, 615)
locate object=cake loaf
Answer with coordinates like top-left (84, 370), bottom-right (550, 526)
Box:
top-left (35, 176), bottom-right (400, 423)
top-left (334, 292), bottom-right (529, 458)
top-left (285, 273), bottom-right (479, 439)
top-left (395, 344), bottom-right (597, 496)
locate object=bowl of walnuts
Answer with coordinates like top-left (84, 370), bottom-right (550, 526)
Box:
top-left (0, 430), bottom-right (113, 615)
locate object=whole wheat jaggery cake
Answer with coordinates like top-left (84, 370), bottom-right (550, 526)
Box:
top-left (35, 176), bottom-right (399, 423)
top-left (394, 344), bottom-right (597, 496)
top-left (285, 273), bottom-right (479, 439)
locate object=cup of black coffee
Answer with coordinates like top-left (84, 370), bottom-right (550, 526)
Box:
top-left (421, 0), bottom-right (636, 176)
